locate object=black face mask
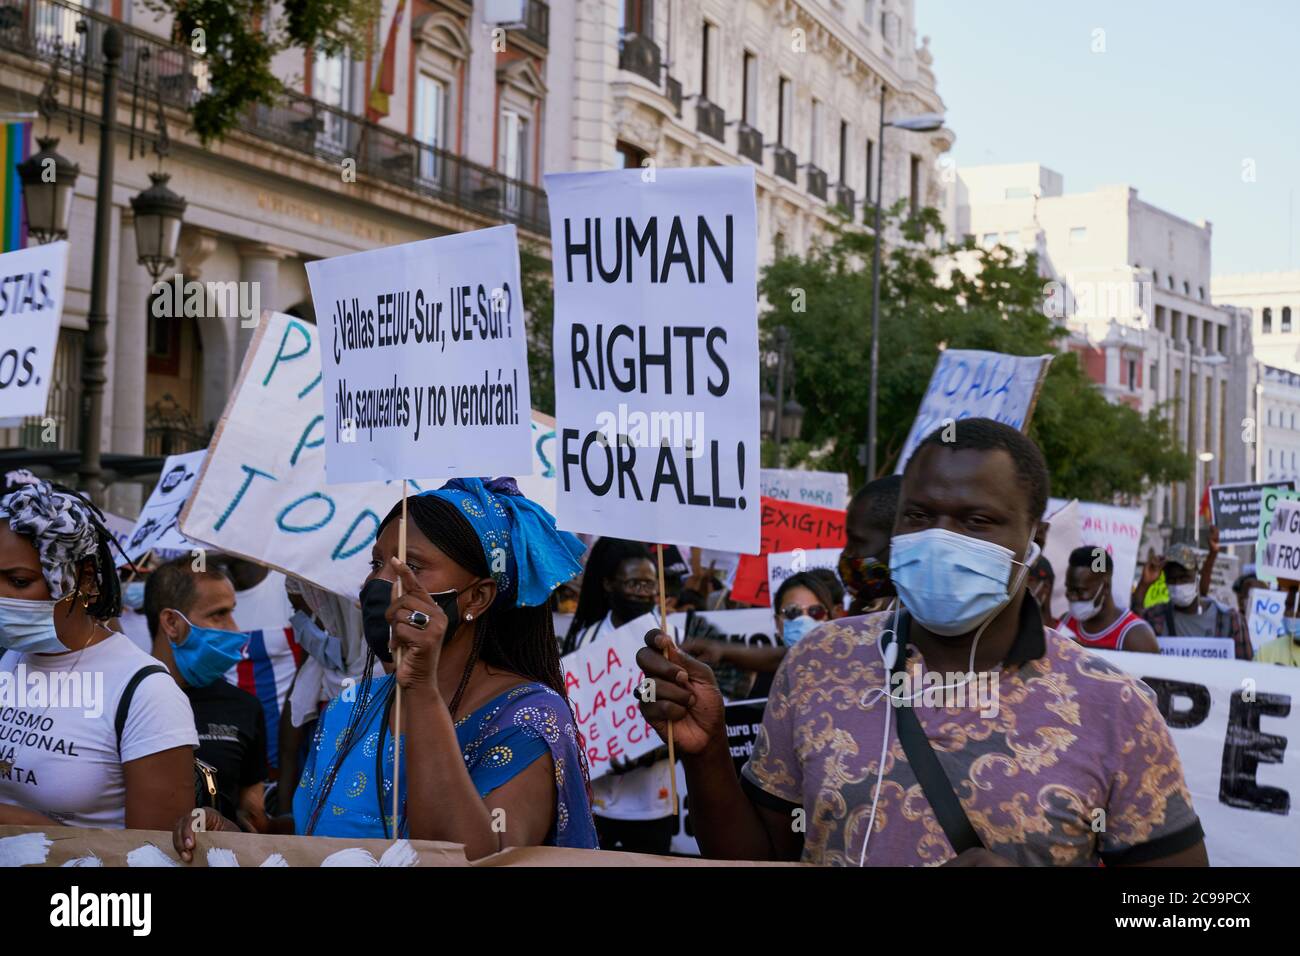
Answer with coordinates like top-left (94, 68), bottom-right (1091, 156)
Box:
top-left (609, 592), bottom-right (656, 624)
top-left (359, 578), bottom-right (463, 664)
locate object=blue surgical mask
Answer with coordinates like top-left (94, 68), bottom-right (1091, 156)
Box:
top-left (0, 596), bottom-right (70, 654)
top-left (169, 610), bottom-right (247, 687)
top-left (291, 609), bottom-right (343, 671)
top-left (889, 528), bottom-right (1035, 637)
top-left (781, 615), bottom-right (820, 647)
top-left (1283, 617), bottom-right (1300, 638)
top-left (122, 580), bottom-right (146, 611)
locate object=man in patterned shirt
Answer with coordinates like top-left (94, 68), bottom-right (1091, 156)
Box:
top-left (636, 418), bottom-right (1207, 866)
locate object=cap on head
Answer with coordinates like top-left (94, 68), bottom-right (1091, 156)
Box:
top-left (1164, 543), bottom-right (1201, 574)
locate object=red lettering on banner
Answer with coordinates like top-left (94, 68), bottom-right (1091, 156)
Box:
top-left (607, 737), bottom-right (625, 761)
top-left (606, 647), bottom-right (622, 671)
top-left (591, 690), bottom-right (608, 716)
top-left (565, 669), bottom-right (580, 694)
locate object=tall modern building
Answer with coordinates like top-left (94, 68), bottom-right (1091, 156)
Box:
top-left (956, 163), bottom-right (1254, 536)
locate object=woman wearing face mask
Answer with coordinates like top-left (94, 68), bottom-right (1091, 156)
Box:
top-left (1057, 546), bottom-right (1158, 653)
top-left (174, 477), bottom-right (595, 860)
top-left (0, 473), bottom-right (198, 830)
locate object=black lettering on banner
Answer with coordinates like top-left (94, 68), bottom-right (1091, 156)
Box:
top-left (1220, 690), bottom-right (1291, 814)
top-left (1140, 677), bottom-right (1211, 729)
top-left (562, 214), bottom-right (733, 286)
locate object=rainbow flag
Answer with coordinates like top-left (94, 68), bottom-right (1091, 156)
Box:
top-left (1, 122), bottom-right (31, 252)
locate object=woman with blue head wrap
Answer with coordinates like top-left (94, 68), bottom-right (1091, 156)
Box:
top-left (276, 476), bottom-right (597, 855)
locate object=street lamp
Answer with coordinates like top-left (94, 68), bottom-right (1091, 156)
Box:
top-left (1194, 451), bottom-right (1215, 543)
top-left (865, 84), bottom-right (945, 478)
top-left (16, 137), bottom-right (80, 243)
top-left (131, 171), bottom-right (187, 279)
top-left (760, 326), bottom-right (801, 464)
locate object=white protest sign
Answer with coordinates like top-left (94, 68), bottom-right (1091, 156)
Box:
top-left (1156, 637), bottom-right (1235, 659)
top-left (1097, 649), bottom-right (1300, 866)
top-left (1257, 491), bottom-right (1300, 582)
top-left (1247, 587), bottom-right (1285, 654)
top-left (118, 449), bottom-right (206, 564)
top-left (546, 167), bottom-right (761, 554)
top-left (0, 241), bottom-right (69, 419)
top-left (1042, 498), bottom-right (1082, 618)
top-left (304, 225), bottom-right (532, 484)
top-left (759, 469), bottom-right (848, 510)
top-left (766, 548), bottom-right (843, 607)
top-left (181, 312), bottom-right (556, 597)
top-left (895, 349), bottom-right (1052, 473)
top-left (561, 611), bottom-right (663, 780)
top-left (1047, 497), bottom-right (1145, 608)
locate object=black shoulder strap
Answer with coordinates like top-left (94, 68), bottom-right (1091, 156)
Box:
top-left (1163, 601), bottom-right (1176, 637)
top-left (115, 664), bottom-right (169, 758)
top-left (889, 614), bottom-right (985, 856)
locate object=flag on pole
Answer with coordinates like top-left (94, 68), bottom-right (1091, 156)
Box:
top-left (1198, 484), bottom-right (1212, 522)
top-left (1, 122), bottom-right (31, 251)
top-left (366, 0), bottom-right (407, 122)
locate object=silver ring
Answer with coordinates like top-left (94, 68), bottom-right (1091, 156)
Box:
top-left (406, 609), bottom-right (430, 630)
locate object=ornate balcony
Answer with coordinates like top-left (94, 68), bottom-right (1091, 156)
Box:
top-left (835, 183), bottom-right (855, 214)
top-left (737, 123), bottom-right (763, 165)
top-left (618, 32), bottom-right (661, 85)
top-left (696, 97), bottom-right (725, 143)
top-left (773, 144), bottom-right (797, 183)
top-left (806, 165), bottom-right (828, 201)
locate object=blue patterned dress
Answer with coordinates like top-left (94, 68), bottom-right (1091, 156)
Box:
top-left (292, 676), bottom-right (598, 848)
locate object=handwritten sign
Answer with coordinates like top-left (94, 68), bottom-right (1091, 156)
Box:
top-left (1211, 481), bottom-right (1295, 545)
top-left (546, 167), bottom-right (761, 553)
top-left (0, 241), bottom-right (68, 420)
top-left (731, 498), bottom-right (846, 606)
top-left (1257, 489), bottom-right (1300, 583)
top-left (117, 449), bottom-right (206, 565)
top-left (304, 224), bottom-right (532, 484)
top-left (759, 469), bottom-right (848, 510)
top-left (766, 548), bottom-right (843, 608)
top-left (895, 349), bottom-right (1052, 473)
top-left (1247, 587), bottom-right (1285, 655)
top-left (1047, 498), bottom-right (1144, 607)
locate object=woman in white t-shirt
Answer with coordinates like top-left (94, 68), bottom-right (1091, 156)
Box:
top-left (0, 472), bottom-right (197, 829)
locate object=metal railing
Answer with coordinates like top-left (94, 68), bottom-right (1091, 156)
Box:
top-left (0, 0), bottom-right (549, 235)
top-left (773, 144), bottom-right (797, 183)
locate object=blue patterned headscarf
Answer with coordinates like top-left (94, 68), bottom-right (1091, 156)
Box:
top-left (418, 477), bottom-right (584, 608)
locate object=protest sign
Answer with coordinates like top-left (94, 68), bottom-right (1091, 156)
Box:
top-left (731, 498), bottom-right (846, 606)
top-left (1156, 637), bottom-right (1235, 659)
top-left (0, 241), bottom-right (68, 420)
top-left (181, 312), bottom-right (556, 597)
top-left (303, 225), bottom-right (532, 484)
top-left (760, 468), bottom-right (848, 510)
top-left (561, 611), bottom-right (661, 780)
top-left (553, 607), bottom-right (779, 651)
top-left (766, 548), bottom-right (843, 607)
top-left (1041, 498), bottom-right (1082, 619)
top-left (118, 449), bottom-right (206, 565)
top-left (895, 349), bottom-right (1052, 473)
top-left (1097, 650), bottom-right (1300, 866)
top-left (1247, 587), bottom-right (1285, 654)
top-left (1256, 489), bottom-right (1300, 583)
top-left (546, 167), bottom-right (761, 553)
top-left (1211, 481), bottom-right (1295, 545)
top-left (1047, 497), bottom-right (1144, 608)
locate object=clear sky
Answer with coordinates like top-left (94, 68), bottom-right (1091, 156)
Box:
top-left (915, 0), bottom-right (1300, 276)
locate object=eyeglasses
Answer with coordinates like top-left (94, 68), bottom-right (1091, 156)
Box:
top-left (779, 603), bottom-right (829, 622)
top-left (615, 578), bottom-right (657, 597)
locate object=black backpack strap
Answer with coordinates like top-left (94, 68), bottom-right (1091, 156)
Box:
top-left (115, 664), bottom-right (169, 758)
top-left (889, 614), bottom-right (985, 856)
top-left (1162, 601), bottom-right (1176, 637)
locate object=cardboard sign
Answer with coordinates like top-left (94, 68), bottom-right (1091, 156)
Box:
top-left (766, 548), bottom-right (843, 608)
top-left (759, 468), bottom-right (849, 510)
top-left (731, 498), bottom-right (846, 606)
top-left (1247, 587), bottom-right (1285, 655)
top-left (118, 450), bottom-right (206, 565)
top-left (1211, 481), bottom-right (1296, 545)
top-left (1046, 498), bottom-right (1145, 608)
top-left (546, 167), bottom-right (761, 553)
top-left (895, 349), bottom-right (1052, 473)
top-left (1256, 489), bottom-right (1300, 583)
top-left (0, 241), bottom-right (68, 419)
top-left (560, 611), bottom-right (662, 780)
top-left (304, 224), bottom-right (532, 484)
top-left (181, 312), bottom-right (556, 598)
top-left (1156, 637), bottom-right (1235, 659)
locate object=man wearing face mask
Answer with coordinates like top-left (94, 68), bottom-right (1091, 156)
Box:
top-left (1141, 543), bottom-right (1251, 660)
top-left (1057, 546), bottom-right (1158, 653)
top-left (635, 418), bottom-right (1206, 866)
top-left (145, 558), bottom-right (271, 831)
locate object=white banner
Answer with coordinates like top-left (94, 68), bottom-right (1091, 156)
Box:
top-left (1247, 587), bottom-right (1285, 655)
top-left (895, 349), bottom-right (1051, 472)
top-left (546, 167), bottom-right (761, 553)
top-left (118, 450), bottom-right (206, 564)
top-left (304, 225), bottom-right (532, 484)
top-left (766, 548), bottom-right (842, 609)
top-left (0, 241), bottom-right (68, 420)
top-left (1157, 636), bottom-right (1235, 659)
top-left (1047, 498), bottom-right (1145, 607)
top-left (759, 469), bottom-right (849, 511)
top-left (181, 312), bottom-right (556, 598)
top-left (1097, 649), bottom-right (1299, 866)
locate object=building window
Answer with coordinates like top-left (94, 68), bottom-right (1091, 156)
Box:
top-left (909, 154), bottom-right (920, 215)
top-left (864, 138), bottom-right (874, 202)
top-left (838, 120), bottom-right (849, 184)
top-left (616, 140), bottom-right (649, 169)
top-left (1285, 306), bottom-right (1293, 333)
top-left (742, 51), bottom-right (757, 125)
top-left (498, 108), bottom-right (529, 182)
top-left (1069, 226), bottom-right (1087, 243)
top-left (414, 73), bottom-right (448, 182)
top-left (1152, 270), bottom-right (1159, 285)
top-left (777, 76), bottom-right (792, 146)
top-left (1198, 285), bottom-right (1205, 300)
top-left (1155, 305), bottom-right (1166, 332)
top-left (1264, 307), bottom-right (1273, 334)
top-left (809, 99), bottom-right (823, 167)
top-left (621, 0), bottom-right (653, 38)
top-left (981, 233), bottom-right (998, 247)
top-left (313, 49), bottom-right (352, 152)
top-left (700, 21), bottom-right (715, 101)
top-left (1128, 359), bottom-right (1136, 391)
top-left (1217, 326), bottom-right (1226, 353)
top-left (1167, 274), bottom-right (1175, 290)
top-left (1184, 280), bottom-right (1191, 296)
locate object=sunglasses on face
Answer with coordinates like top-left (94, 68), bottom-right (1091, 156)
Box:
top-left (779, 603), bottom-right (829, 622)
top-left (615, 578), bottom-right (657, 596)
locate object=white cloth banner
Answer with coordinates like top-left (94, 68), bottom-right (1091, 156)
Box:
top-left (759, 469), bottom-right (849, 510)
top-left (118, 450), bottom-right (207, 564)
top-left (0, 242), bottom-right (68, 420)
top-left (1157, 637), bottom-right (1235, 659)
top-left (895, 349), bottom-right (1051, 472)
top-left (1247, 587), bottom-right (1286, 655)
top-left (1047, 498), bottom-right (1145, 607)
top-left (181, 312), bottom-right (555, 598)
top-left (546, 167), bottom-right (761, 553)
top-left (304, 224), bottom-right (532, 484)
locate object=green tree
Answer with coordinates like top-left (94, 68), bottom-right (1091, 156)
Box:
top-left (520, 245), bottom-right (555, 416)
top-left (759, 204), bottom-right (1191, 500)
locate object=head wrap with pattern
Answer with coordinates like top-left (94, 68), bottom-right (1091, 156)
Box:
top-left (0, 471), bottom-right (103, 600)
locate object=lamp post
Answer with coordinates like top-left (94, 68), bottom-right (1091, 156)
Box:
top-left (16, 137), bottom-right (80, 243)
top-left (761, 325), bottom-right (804, 466)
top-left (1194, 451), bottom-right (1215, 544)
top-left (865, 85), bottom-right (944, 477)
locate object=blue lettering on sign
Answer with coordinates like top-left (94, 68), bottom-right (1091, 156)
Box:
top-left (333, 509), bottom-right (380, 561)
top-left (535, 426), bottom-right (556, 479)
top-left (291, 415), bottom-right (325, 467)
top-left (262, 319), bottom-right (312, 386)
top-left (214, 465), bottom-right (277, 531)
top-left (277, 492), bottom-right (336, 533)
top-left (298, 372), bottom-right (321, 400)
